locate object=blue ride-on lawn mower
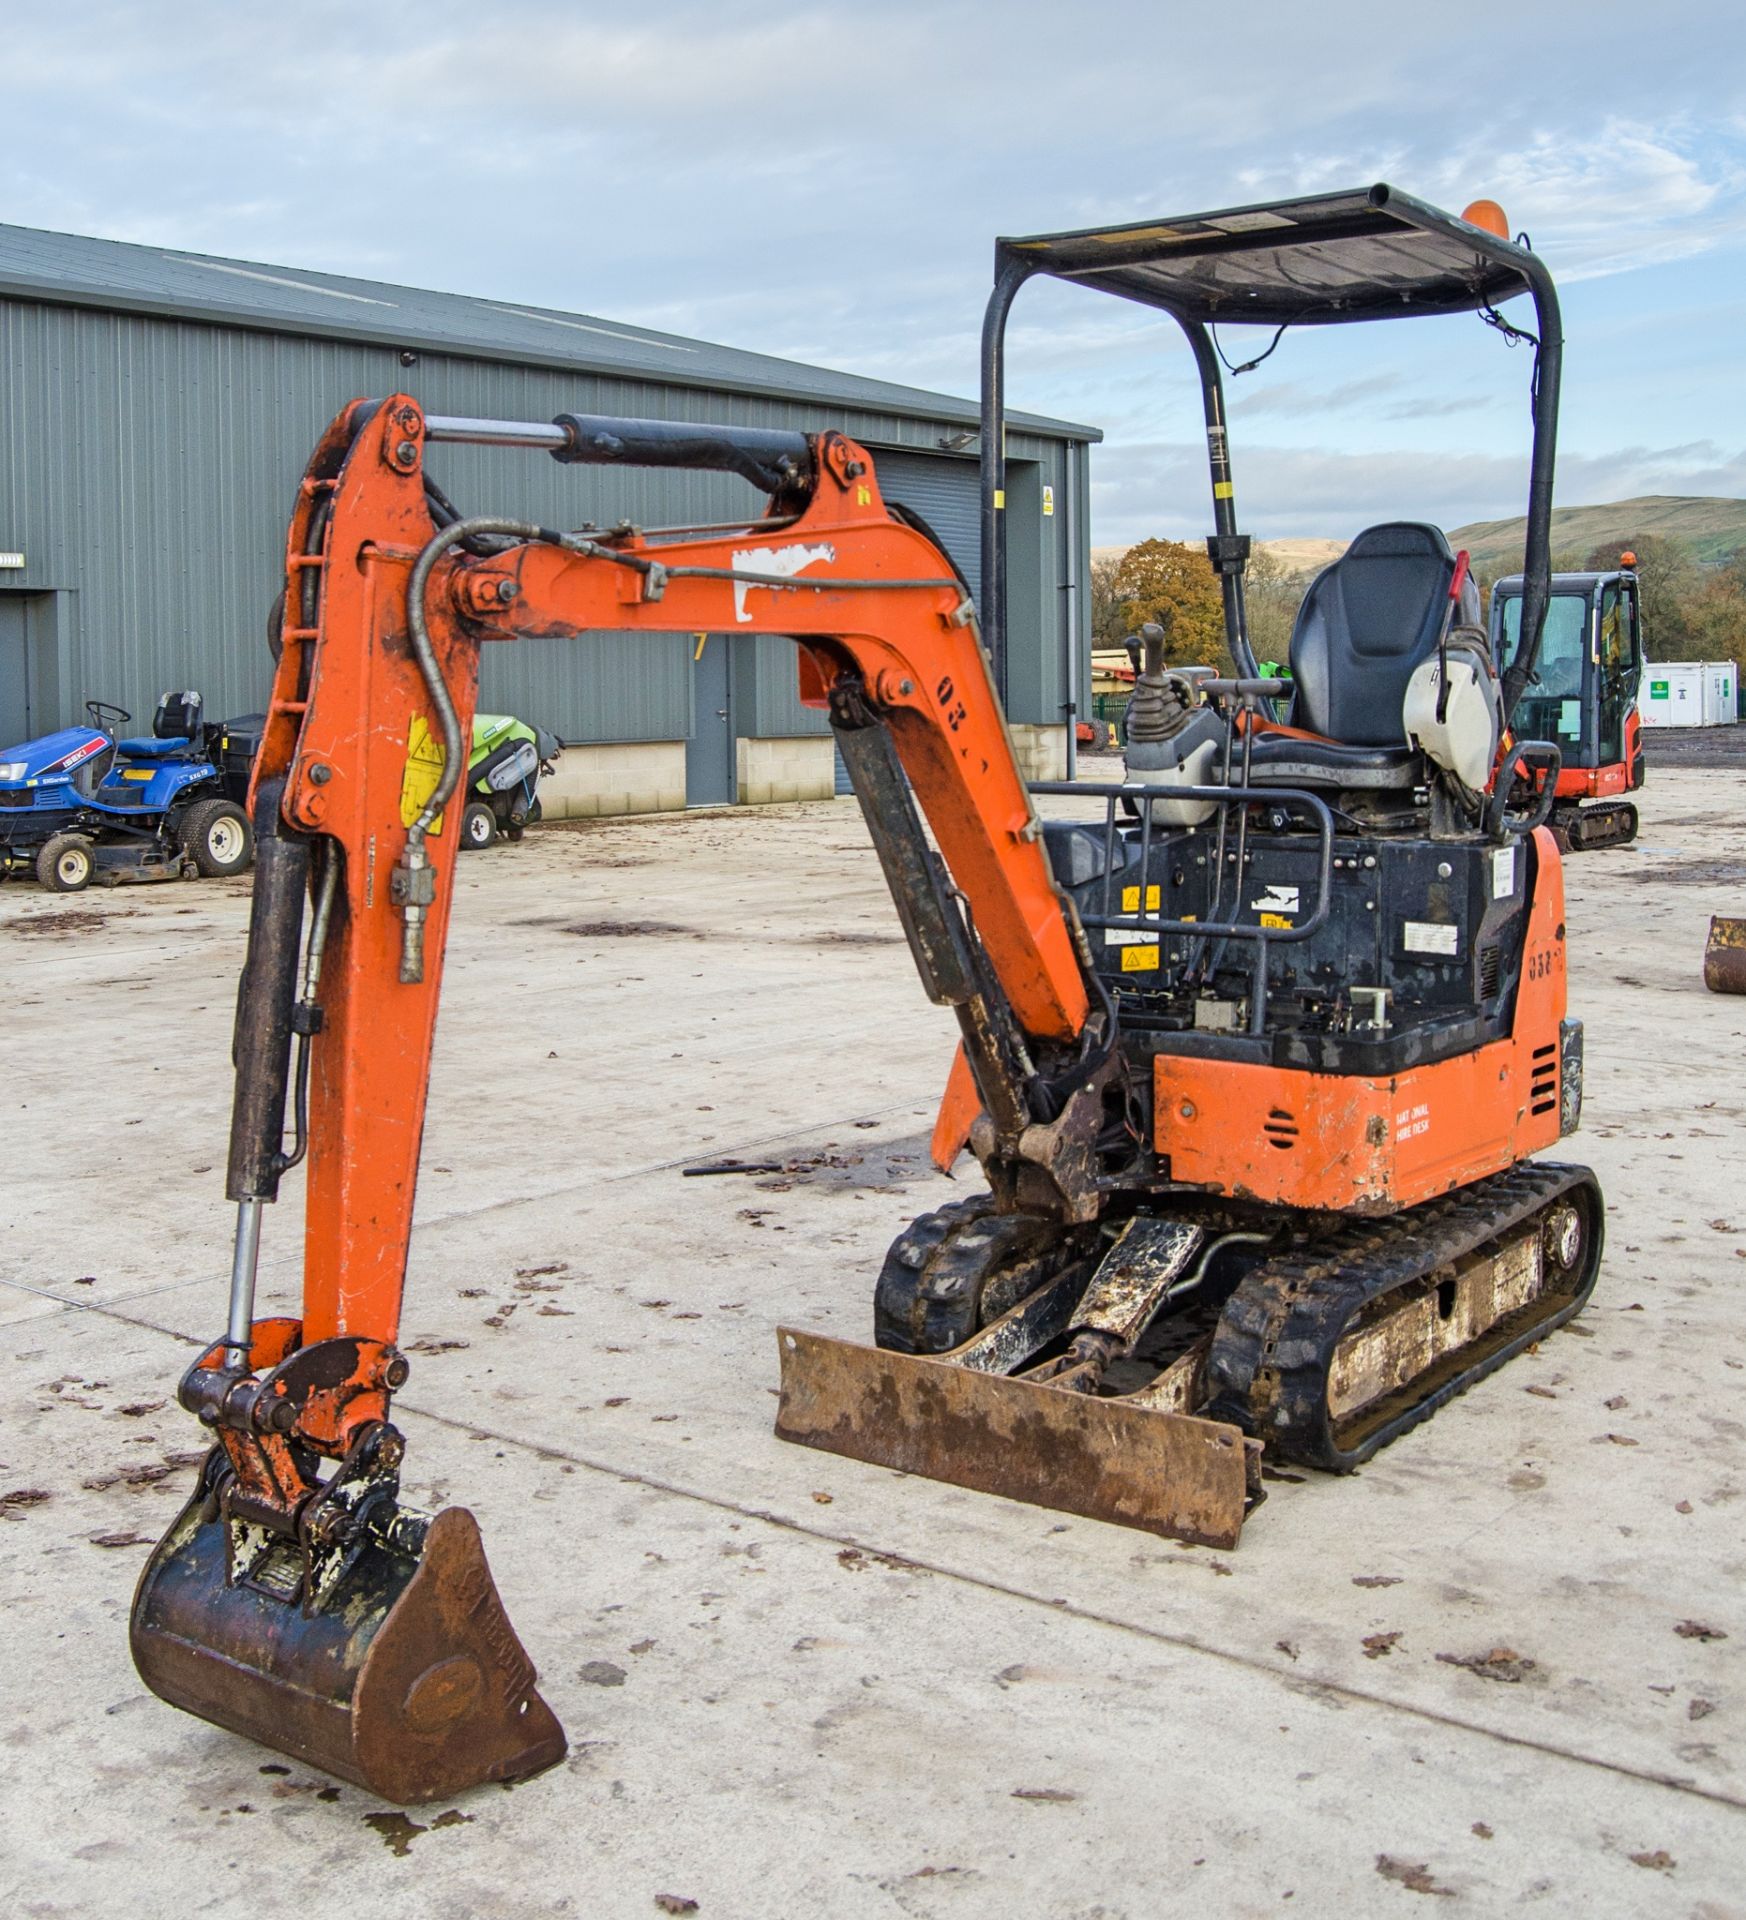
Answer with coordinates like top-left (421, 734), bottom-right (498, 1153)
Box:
top-left (0, 692), bottom-right (257, 892)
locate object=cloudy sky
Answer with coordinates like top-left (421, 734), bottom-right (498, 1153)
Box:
top-left (4, 1), bottom-right (1743, 542)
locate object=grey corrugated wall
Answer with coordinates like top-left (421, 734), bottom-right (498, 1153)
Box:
top-left (0, 297), bottom-right (1087, 743)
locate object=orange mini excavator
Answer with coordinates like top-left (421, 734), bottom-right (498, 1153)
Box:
top-left (132, 186), bottom-right (1601, 1802)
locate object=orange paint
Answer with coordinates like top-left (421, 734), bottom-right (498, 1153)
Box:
top-left (1153, 829), bottom-right (1567, 1214)
top-left (267, 399), bottom-right (1091, 1357)
top-left (930, 1043), bottom-right (982, 1172)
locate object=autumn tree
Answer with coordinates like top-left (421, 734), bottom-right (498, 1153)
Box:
top-left (1112, 538), bottom-right (1228, 668)
top-left (1088, 552), bottom-right (1129, 649)
top-left (1243, 544), bottom-right (1308, 667)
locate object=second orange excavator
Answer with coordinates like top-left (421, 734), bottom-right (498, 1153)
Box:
top-left (130, 185), bottom-right (1601, 1802)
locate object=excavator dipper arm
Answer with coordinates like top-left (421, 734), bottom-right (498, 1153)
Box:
top-left (132, 394), bottom-right (1107, 1800)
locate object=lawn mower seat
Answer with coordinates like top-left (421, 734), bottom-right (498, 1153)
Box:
top-left (119, 691), bottom-right (205, 760)
top-left (1247, 524), bottom-right (1476, 790)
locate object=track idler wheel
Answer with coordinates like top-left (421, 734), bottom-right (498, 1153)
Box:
top-left (130, 1460), bottom-right (565, 1804)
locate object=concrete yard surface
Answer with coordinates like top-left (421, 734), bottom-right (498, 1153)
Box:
top-left (2, 773), bottom-right (1743, 1918)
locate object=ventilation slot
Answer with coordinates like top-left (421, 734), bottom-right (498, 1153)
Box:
top-left (1263, 1107), bottom-right (1299, 1151)
top-left (1530, 1042), bottom-right (1558, 1116)
top-left (1479, 944), bottom-right (1501, 999)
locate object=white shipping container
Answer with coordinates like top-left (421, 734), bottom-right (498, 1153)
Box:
top-left (1701, 661), bottom-right (1738, 726)
top-left (1639, 662), bottom-right (1707, 727)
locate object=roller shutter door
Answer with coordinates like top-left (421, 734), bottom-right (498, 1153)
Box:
top-left (835, 448), bottom-right (981, 793)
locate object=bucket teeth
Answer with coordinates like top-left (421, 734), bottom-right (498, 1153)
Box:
top-left (131, 1473), bottom-right (565, 1805)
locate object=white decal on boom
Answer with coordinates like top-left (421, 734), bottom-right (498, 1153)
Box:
top-left (731, 542), bottom-right (836, 623)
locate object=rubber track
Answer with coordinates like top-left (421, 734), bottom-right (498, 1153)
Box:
top-left (1204, 1161), bottom-right (1604, 1472)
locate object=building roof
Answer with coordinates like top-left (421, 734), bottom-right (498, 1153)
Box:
top-left (0, 221), bottom-right (1096, 440)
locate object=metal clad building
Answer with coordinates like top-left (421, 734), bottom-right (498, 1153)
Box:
top-left (0, 224), bottom-right (1096, 813)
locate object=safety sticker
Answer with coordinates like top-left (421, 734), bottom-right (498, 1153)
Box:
top-left (400, 715), bottom-right (447, 834)
top-left (1121, 945), bottom-right (1161, 972)
top-left (1042, 485), bottom-right (1055, 517)
top-left (1121, 884), bottom-right (1162, 912)
top-left (1105, 927), bottom-right (1153, 946)
top-left (1404, 920), bottom-right (1457, 957)
top-left (1249, 883), bottom-right (1298, 916)
top-left (1491, 844), bottom-right (1517, 900)
top-left (1259, 912), bottom-right (1292, 929)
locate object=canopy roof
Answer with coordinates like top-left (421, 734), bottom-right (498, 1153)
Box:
top-left (999, 184), bottom-right (1539, 327)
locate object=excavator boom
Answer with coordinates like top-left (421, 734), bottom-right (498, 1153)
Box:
top-left (131, 394), bottom-right (1136, 1798)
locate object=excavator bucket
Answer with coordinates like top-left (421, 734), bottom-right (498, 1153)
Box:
top-left (775, 1327), bottom-right (1257, 1549)
top-left (131, 1469), bottom-right (565, 1805)
top-left (1704, 916), bottom-right (1746, 995)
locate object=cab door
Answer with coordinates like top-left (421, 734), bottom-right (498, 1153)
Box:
top-left (1593, 579), bottom-right (1640, 769)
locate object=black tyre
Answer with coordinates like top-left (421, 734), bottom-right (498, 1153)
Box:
top-left (37, 832), bottom-right (96, 893)
top-left (462, 801), bottom-right (498, 851)
top-left (179, 798), bottom-right (254, 877)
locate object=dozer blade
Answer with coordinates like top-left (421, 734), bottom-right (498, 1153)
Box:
top-left (131, 1474), bottom-right (565, 1805)
top-left (1704, 916), bottom-right (1746, 995)
top-left (775, 1326), bottom-right (1254, 1549)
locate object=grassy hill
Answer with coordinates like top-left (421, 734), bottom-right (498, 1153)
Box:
top-left (1450, 495), bottom-right (1746, 576)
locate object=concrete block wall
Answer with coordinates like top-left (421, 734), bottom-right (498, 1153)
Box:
top-left (736, 735), bottom-right (837, 805)
top-left (1008, 723), bottom-right (1069, 783)
top-left (539, 742), bottom-right (687, 818)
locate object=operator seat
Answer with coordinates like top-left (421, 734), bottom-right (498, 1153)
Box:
top-left (118, 691), bottom-right (205, 760)
top-left (1247, 523), bottom-right (1478, 789)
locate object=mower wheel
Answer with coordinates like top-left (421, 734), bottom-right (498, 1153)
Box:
top-left (38, 832), bottom-right (96, 893)
top-left (180, 799), bottom-right (254, 877)
top-left (462, 802), bottom-right (498, 851)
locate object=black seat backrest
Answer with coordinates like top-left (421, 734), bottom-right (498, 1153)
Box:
top-left (154, 691), bottom-right (203, 741)
top-left (1289, 524), bottom-right (1478, 746)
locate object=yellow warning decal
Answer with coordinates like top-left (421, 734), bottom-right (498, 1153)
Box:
top-left (1213, 481), bottom-right (1234, 499)
top-left (856, 485), bottom-right (872, 507)
top-left (400, 715), bottom-right (447, 834)
top-left (1121, 945), bottom-right (1161, 972)
top-left (993, 490), bottom-right (1006, 510)
top-left (1259, 912), bottom-right (1292, 929)
top-left (1121, 884), bottom-right (1162, 912)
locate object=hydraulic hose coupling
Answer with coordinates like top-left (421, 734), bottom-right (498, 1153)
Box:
top-left (391, 834), bottom-right (437, 984)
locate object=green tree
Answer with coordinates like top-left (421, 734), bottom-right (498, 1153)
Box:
top-left (1112, 538), bottom-right (1227, 668)
top-left (1585, 535), bottom-right (1696, 658)
top-left (1681, 572), bottom-right (1746, 666)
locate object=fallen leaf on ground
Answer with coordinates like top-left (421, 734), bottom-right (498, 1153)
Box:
top-left (1524, 1385), bottom-right (1558, 1399)
top-left (1674, 1620), bottom-right (1727, 1643)
top-left (1602, 1433), bottom-right (1638, 1447)
top-left (1, 1488), bottom-right (52, 1510)
top-left (628, 1639), bottom-right (656, 1655)
top-left (89, 1530), bottom-right (149, 1548)
top-left (1362, 1632), bottom-right (1402, 1659)
top-left (1275, 1640), bottom-right (1299, 1661)
top-left (1689, 1699), bottom-right (1716, 1721)
top-left (1437, 1647), bottom-right (1538, 1684)
top-left (811, 1492), bottom-right (834, 1505)
top-left (1675, 1500), bottom-right (1693, 1514)
top-left (654, 1897), bottom-right (699, 1914)
top-left (117, 1401), bottom-right (164, 1417)
top-left (579, 1661), bottom-right (626, 1687)
top-left (1011, 1787), bottom-right (1078, 1803)
top-left (1629, 1851), bottom-right (1674, 1872)
top-left (1374, 1855), bottom-right (1452, 1896)
top-left (1604, 1395), bottom-right (1628, 1410)
top-left (1470, 1823), bottom-right (1493, 1840)
top-left (1353, 1575), bottom-right (1402, 1589)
